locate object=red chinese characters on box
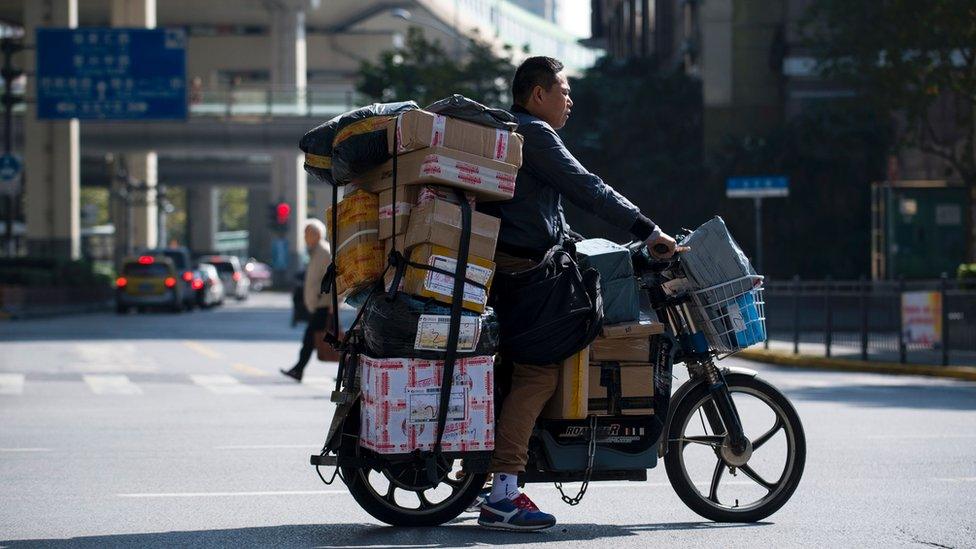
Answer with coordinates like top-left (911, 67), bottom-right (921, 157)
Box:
top-left (359, 355), bottom-right (494, 454)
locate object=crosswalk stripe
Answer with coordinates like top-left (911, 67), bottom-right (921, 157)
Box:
top-left (0, 374), bottom-right (25, 395)
top-left (190, 374), bottom-right (261, 395)
top-left (83, 375), bottom-right (143, 395)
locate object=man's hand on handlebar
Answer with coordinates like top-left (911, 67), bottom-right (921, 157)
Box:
top-left (645, 231), bottom-right (690, 259)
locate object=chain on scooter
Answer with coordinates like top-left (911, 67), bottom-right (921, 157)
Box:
top-left (554, 414), bottom-right (599, 506)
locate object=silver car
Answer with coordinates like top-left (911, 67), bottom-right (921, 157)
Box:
top-left (201, 255), bottom-right (250, 300)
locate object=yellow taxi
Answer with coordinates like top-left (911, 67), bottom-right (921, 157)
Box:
top-left (115, 255), bottom-right (185, 313)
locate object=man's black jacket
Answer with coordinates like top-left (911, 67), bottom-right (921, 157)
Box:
top-left (480, 105), bottom-right (656, 258)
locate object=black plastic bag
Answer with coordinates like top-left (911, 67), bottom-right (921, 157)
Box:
top-left (360, 291), bottom-right (499, 359)
top-left (491, 246), bottom-right (603, 365)
top-left (426, 94), bottom-right (518, 131)
top-left (331, 101), bottom-right (418, 184)
top-left (299, 114), bottom-right (341, 184)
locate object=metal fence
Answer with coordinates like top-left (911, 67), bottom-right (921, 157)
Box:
top-left (763, 277), bottom-right (976, 366)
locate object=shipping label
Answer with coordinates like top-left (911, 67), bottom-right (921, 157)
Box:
top-left (494, 129), bottom-right (508, 160)
top-left (406, 386), bottom-right (467, 423)
top-left (430, 114), bottom-right (447, 147)
top-left (423, 255), bottom-right (492, 305)
top-left (414, 314), bottom-right (482, 352)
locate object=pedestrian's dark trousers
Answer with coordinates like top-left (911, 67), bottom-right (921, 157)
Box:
top-left (294, 307), bottom-right (331, 373)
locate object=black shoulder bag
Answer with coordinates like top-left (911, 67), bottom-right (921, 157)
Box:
top-left (491, 245), bottom-right (604, 365)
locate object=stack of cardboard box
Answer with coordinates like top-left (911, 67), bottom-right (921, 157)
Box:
top-left (328, 108), bottom-right (523, 455)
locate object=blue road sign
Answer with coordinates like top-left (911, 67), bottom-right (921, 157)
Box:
top-left (726, 176), bottom-right (789, 198)
top-left (36, 28), bottom-right (187, 120)
top-left (0, 154), bottom-right (23, 195)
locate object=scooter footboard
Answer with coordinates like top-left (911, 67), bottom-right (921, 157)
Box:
top-left (532, 415), bottom-right (662, 473)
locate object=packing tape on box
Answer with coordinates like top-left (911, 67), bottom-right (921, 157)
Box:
top-left (493, 129), bottom-right (508, 161)
top-left (378, 202), bottom-right (412, 220)
top-left (418, 155), bottom-right (516, 194)
top-left (336, 228), bottom-right (379, 256)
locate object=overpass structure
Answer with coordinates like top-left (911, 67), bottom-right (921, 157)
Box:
top-left (0, 0), bottom-right (599, 277)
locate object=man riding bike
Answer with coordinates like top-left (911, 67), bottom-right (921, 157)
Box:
top-left (477, 56), bottom-right (683, 531)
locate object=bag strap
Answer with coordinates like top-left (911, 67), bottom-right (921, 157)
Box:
top-left (426, 187), bottom-right (471, 485)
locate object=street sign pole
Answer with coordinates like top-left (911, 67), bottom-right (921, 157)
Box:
top-left (726, 176), bottom-right (789, 274)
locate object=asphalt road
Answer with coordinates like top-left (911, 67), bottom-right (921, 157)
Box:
top-left (1, 292), bottom-right (974, 548)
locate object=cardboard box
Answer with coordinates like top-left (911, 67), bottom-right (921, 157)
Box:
top-left (542, 349), bottom-right (589, 419)
top-left (390, 109), bottom-right (524, 167)
top-left (359, 355), bottom-right (495, 454)
top-left (335, 236), bottom-right (384, 296)
top-left (352, 147), bottom-right (517, 201)
top-left (589, 334), bottom-right (651, 362)
top-left (378, 185), bottom-right (477, 240)
top-left (404, 198), bottom-right (500, 260)
top-left (588, 362), bottom-right (654, 416)
top-left (401, 243), bottom-right (495, 313)
top-left (601, 319), bottom-right (666, 338)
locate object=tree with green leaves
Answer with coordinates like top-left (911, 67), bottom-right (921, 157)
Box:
top-left (802, 0), bottom-right (976, 256)
top-left (357, 27), bottom-right (518, 107)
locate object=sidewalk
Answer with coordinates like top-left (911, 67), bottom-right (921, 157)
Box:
top-left (739, 338), bottom-right (976, 381)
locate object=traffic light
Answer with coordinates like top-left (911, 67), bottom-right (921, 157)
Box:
top-left (271, 201), bottom-right (290, 232)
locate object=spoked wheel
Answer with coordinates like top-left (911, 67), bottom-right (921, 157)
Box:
top-left (341, 455), bottom-right (488, 526)
top-left (664, 373), bottom-right (805, 522)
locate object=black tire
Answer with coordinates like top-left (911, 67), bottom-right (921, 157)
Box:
top-left (341, 463), bottom-right (486, 527)
top-left (664, 373), bottom-right (805, 523)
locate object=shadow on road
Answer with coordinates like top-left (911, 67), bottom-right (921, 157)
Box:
top-left (781, 383), bottom-right (976, 411)
top-left (1, 520), bottom-right (768, 548)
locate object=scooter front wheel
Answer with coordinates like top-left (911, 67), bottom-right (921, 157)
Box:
top-left (342, 457), bottom-right (488, 526)
top-left (664, 373), bottom-right (805, 522)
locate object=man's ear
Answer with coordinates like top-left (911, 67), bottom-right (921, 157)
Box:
top-left (531, 84), bottom-right (544, 104)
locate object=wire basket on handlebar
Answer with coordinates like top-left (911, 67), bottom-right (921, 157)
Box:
top-left (688, 274), bottom-right (766, 353)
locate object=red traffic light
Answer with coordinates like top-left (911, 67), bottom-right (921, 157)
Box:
top-left (275, 202), bottom-right (291, 225)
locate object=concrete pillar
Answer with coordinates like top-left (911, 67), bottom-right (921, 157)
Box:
top-left (187, 186), bottom-right (217, 254)
top-left (111, 0), bottom-right (158, 251)
top-left (271, 154), bottom-right (307, 277)
top-left (307, 184), bottom-right (332, 223)
top-left (268, 0), bottom-right (308, 280)
top-left (23, 0), bottom-right (80, 259)
top-left (247, 187), bottom-right (271, 262)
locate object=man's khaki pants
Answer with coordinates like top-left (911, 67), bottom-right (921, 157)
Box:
top-left (488, 251), bottom-right (560, 473)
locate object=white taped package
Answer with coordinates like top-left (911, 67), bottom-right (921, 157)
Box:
top-left (359, 355), bottom-right (495, 454)
top-left (679, 216), bottom-right (756, 288)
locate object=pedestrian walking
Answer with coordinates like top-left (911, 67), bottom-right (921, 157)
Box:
top-left (281, 219), bottom-right (333, 382)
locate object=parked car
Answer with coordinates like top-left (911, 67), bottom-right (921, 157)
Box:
top-left (244, 258), bottom-right (272, 291)
top-left (115, 255), bottom-right (184, 313)
top-left (141, 246), bottom-right (197, 310)
top-left (194, 263), bottom-right (225, 308)
top-left (200, 255), bottom-right (249, 300)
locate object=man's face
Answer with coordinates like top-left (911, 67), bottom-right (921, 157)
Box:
top-left (304, 226), bottom-right (320, 249)
top-left (530, 72), bottom-right (573, 130)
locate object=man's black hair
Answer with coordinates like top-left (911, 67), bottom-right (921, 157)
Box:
top-left (512, 56), bottom-right (564, 106)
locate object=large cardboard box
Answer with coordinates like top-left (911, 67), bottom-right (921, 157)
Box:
top-left (589, 334), bottom-right (651, 362)
top-left (601, 319), bottom-right (666, 338)
top-left (588, 362), bottom-right (654, 416)
top-left (335, 230), bottom-right (383, 296)
top-left (352, 147), bottom-right (517, 201)
top-left (400, 243), bottom-right (495, 313)
top-left (404, 198), bottom-right (500, 260)
top-left (390, 109), bottom-right (524, 167)
top-left (541, 349), bottom-right (589, 420)
top-left (360, 355), bottom-right (494, 454)
top-left (378, 185), bottom-right (476, 240)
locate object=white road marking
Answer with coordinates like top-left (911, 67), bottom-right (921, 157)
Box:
top-left (0, 447), bottom-right (52, 452)
top-left (83, 375), bottom-right (143, 395)
top-left (0, 373), bottom-right (25, 395)
top-left (72, 342), bottom-right (158, 373)
top-left (190, 374), bottom-right (260, 395)
top-left (214, 444), bottom-right (318, 450)
top-left (117, 490), bottom-right (350, 498)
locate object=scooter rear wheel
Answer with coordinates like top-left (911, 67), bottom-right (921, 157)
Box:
top-left (664, 373), bottom-right (805, 522)
top-left (342, 457), bottom-right (488, 526)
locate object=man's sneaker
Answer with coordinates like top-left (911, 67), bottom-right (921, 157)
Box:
top-left (478, 497), bottom-right (556, 531)
top-left (466, 487), bottom-right (491, 513)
